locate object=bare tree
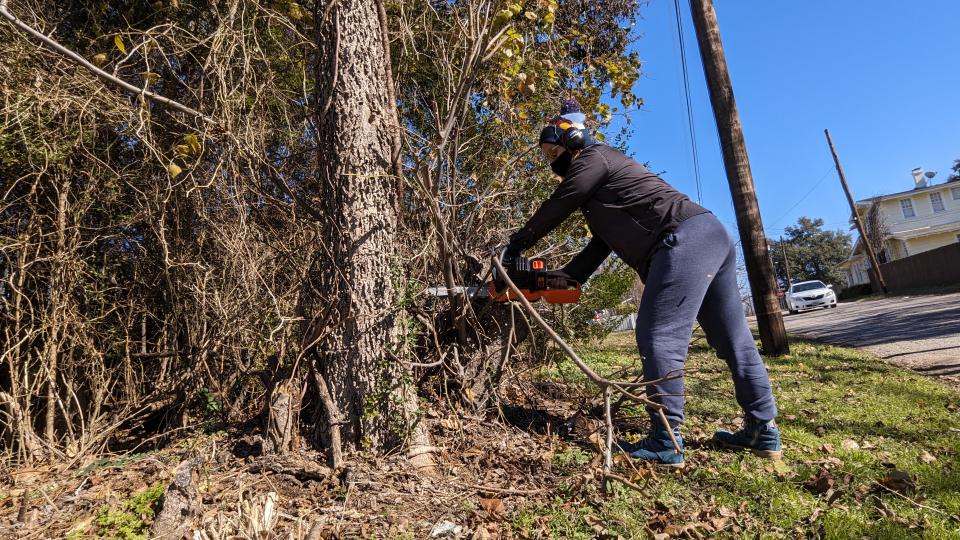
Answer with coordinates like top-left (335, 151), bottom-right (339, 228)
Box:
top-left (863, 201), bottom-right (890, 263)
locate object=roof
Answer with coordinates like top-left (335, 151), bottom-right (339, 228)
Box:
top-left (856, 180), bottom-right (960, 205)
top-left (889, 221), bottom-right (960, 240)
top-left (837, 239), bottom-right (866, 269)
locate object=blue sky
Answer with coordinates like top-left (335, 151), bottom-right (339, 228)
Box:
top-left (616, 0), bottom-right (960, 239)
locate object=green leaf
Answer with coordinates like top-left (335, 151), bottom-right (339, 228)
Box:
top-left (493, 9), bottom-right (513, 27)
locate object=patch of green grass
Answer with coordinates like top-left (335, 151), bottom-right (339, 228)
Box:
top-left (513, 332), bottom-right (960, 539)
top-left (81, 484), bottom-right (165, 540)
top-left (552, 446), bottom-right (592, 473)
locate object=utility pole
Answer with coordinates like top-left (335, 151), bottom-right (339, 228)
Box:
top-left (824, 129), bottom-right (888, 294)
top-left (689, 0), bottom-right (788, 355)
top-left (779, 236), bottom-right (792, 285)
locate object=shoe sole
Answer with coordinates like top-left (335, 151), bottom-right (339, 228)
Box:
top-left (715, 439), bottom-right (783, 460)
top-left (625, 454), bottom-right (685, 468)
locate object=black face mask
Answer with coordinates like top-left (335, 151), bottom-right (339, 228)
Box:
top-left (550, 152), bottom-right (572, 178)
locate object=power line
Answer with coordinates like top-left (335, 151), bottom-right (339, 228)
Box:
top-left (767, 164), bottom-right (836, 228)
top-left (674, 0), bottom-right (702, 204)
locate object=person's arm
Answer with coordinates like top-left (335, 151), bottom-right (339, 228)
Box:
top-left (561, 236), bottom-right (612, 283)
top-left (507, 149), bottom-right (609, 252)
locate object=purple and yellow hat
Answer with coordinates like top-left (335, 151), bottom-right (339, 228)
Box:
top-left (538, 98), bottom-right (590, 146)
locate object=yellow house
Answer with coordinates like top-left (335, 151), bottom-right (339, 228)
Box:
top-left (839, 170), bottom-right (960, 288)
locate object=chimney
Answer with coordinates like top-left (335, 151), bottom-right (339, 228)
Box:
top-left (911, 167), bottom-right (927, 189)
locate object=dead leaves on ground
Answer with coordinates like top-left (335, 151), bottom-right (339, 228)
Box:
top-left (647, 502), bottom-right (745, 540)
top-left (879, 467), bottom-right (915, 494)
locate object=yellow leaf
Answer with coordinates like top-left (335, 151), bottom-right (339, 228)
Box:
top-left (544, 12), bottom-right (555, 24)
top-left (524, 11), bottom-right (537, 20)
top-left (92, 53), bottom-right (107, 67)
top-left (143, 72), bottom-right (159, 84)
top-left (517, 111), bottom-right (528, 120)
top-left (167, 163), bottom-right (182, 178)
top-left (175, 145), bottom-right (190, 157)
top-left (114, 35), bottom-right (127, 55)
top-left (288, 2), bottom-right (304, 20)
top-left (184, 134), bottom-right (201, 155)
top-left (772, 460), bottom-right (791, 475)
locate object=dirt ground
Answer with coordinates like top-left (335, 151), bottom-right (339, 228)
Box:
top-left (780, 291), bottom-right (960, 385)
top-left (0, 379), bottom-right (638, 540)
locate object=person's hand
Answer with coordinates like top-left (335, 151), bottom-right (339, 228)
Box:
top-left (545, 269), bottom-right (577, 287)
top-left (502, 243), bottom-right (521, 262)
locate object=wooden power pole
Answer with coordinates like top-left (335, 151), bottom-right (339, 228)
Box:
top-left (689, 0), bottom-right (788, 355)
top-left (779, 236), bottom-right (792, 286)
top-left (824, 129), bottom-right (888, 294)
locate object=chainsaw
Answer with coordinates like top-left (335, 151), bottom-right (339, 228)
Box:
top-left (427, 250), bottom-right (582, 304)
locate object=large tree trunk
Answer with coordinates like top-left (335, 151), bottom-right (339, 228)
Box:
top-left (309, 0), bottom-right (433, 469)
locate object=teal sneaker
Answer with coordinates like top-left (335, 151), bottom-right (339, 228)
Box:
top-left (713, 417), bottom-right (783, 459)
top-left (618, 426), bottom-right (684, 467)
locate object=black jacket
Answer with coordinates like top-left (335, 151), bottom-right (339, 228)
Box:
top-left (509, 145), bottom-right (708, 282)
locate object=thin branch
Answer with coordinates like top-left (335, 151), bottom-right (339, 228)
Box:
top-left (0, 0), bottom-right (214, 124)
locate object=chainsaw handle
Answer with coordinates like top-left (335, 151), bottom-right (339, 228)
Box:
top-left (492, 245), bottom-right (516, 292)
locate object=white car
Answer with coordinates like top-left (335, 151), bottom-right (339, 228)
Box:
top-left (786, 280), bottom-right (837, 314)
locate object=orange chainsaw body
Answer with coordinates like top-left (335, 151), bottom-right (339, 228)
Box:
top-left (486, 281), bottom-right (582, 304)
top-left (488, 256), bottom-right (582, 304)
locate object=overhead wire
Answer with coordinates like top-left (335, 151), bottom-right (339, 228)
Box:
top-left (674, 0), bottom-right (703, 204)
top-left (766, 164), bottom-right (838, 229)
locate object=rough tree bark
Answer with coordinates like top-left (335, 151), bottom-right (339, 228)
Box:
top-left (309, 0), bottom-right (434, 470)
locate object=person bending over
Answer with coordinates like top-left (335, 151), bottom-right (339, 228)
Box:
top-left (506, 100), bottom-right (781, 466)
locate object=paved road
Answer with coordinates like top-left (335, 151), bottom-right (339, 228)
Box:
top-left (780, 291), bottom-right (960, 380)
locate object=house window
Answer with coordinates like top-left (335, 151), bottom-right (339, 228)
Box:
top-left (900, 198), bottom-right (915, 218)
top-left (930, 192), bottom-right (945, 213)
top-left (953, 186), bottom-right (960, 200)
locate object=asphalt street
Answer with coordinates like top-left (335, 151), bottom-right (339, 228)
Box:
top-left (780, 291), bottom-right (960, 380)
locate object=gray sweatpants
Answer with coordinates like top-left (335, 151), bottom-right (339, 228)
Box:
top-left (636, 212), bottom-right (778, 427)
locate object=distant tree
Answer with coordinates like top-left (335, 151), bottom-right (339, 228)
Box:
top-left (770, 217), bottom-right (853, 288)
top-left (948, 159), bottom-right (960, 183)
top-left (864, 201), bottom-right (890, 263)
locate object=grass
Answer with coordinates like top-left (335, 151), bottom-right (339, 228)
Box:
top-left (513, 332), bottom-right (960, 539)
top-left (67, 484), bottom-right (165, 540)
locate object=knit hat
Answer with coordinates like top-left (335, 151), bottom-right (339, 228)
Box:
top-left (558, 98), bottom-right (586, 128)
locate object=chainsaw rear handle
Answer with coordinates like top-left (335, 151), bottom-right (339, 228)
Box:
top-left (492, 245), bottom-right (517, 293)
